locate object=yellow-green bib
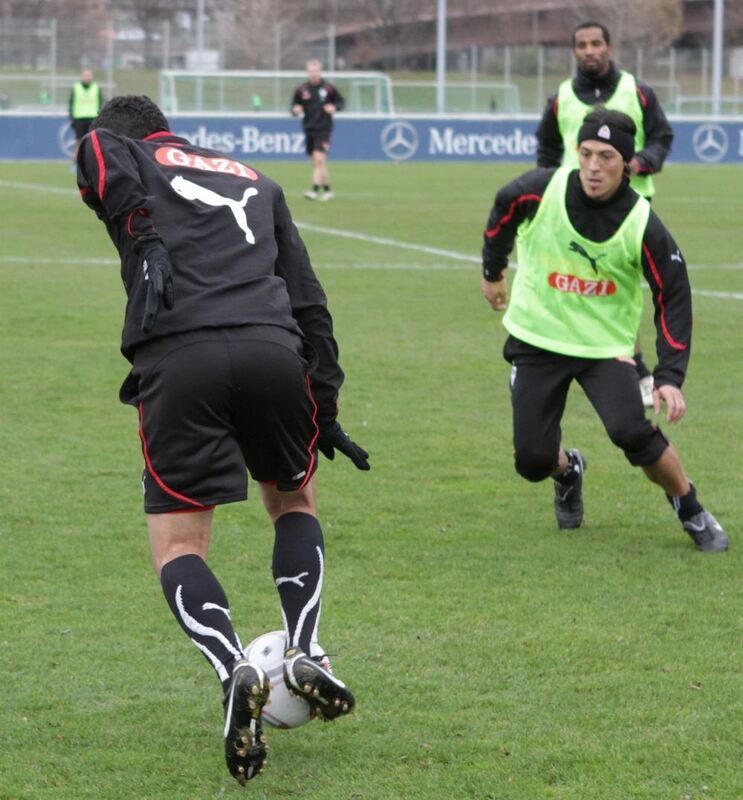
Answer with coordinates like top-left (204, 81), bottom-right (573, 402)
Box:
top-left (556, 71), bottom-right (653, 198)
top-left (503, 167), bottom-right (650, 359)
top-left (71, 81), bottom-right (100, 119)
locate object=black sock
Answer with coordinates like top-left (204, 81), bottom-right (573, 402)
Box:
top-left (666, 483), bottom-right (704, 522)
top-left (313, 184), bottom-right (320, 192)
top-left (160, 554), bottom-right (243, 691)
top-left (556, 451), bottom-right (582, 486)
top-left (272, 512), bottom-right (324, 654)
top-left (323, 185), bottom-right (331, 192)
top-left (634, 351), bottom-right (652, 379)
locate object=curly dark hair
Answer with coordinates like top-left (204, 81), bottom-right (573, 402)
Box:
top-left (572, 21), bottom-right (611, 47)
top-left (90, 95), bottom-right (170, 139)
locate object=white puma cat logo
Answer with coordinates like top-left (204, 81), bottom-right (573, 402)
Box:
top-left (170, 175), bottom-right (258, 243)
top-left (275, 571), bottom-right (309, 588)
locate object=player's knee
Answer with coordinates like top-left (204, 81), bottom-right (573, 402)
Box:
top-left (514, 447), bottom-right (555, 482)
top-left (606, 422), bottom-right (645, 454)
top-left (260, 480), bottom-right (317, 523)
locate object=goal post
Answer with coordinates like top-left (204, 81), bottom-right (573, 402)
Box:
top-left (159, 70), bottom-right (395, 115)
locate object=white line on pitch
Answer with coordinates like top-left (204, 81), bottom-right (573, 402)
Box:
top-left (0, 178), bottom-right (78, 195)
top-left (692, 289), bottom-right (743, 300)
top-left (3, 254), bottom-right (743, 302)
top-left (2, 178), bottom-right (743, 274)
top-left (294, 221), bottom-right (481, 264)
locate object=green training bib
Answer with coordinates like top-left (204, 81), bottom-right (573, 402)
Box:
top-left (71, 81), bottom-right (100, 119)
top-left (503, 167), bottom-right (650, 359)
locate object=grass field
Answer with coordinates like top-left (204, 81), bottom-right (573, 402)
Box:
top-left (0, 159), bottom-right (741, 800)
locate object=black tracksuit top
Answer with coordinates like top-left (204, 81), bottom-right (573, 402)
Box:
top-left (536, 62), bottom-right (674, 175)
top-left (481, 168), bottom-right (692, 389)
top-left (77, 129), bottom-right (343, 424)
top-left (291, 81), bottom-right (345, 134)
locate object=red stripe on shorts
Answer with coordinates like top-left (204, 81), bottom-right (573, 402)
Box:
top-left (298, 376), bottom-right (320, 490)
top-left (138, 402), bottom-right (207, 509)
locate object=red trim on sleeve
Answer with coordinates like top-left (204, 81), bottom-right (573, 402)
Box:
top-left (90, 130), bottom-right (106, 199)
top-left (636, 86), bottom-right (648, 108)
top-left (126, 208), bottom-right (150, 239)
top-left (552, 97), bottom-right (559, 115)
top-left (298, 376), bottom-right (320, 491)
top-left (485, 194), bottom-right (542, 239)
top-left (138, 402), bottom-right (207, 509)
top-left (642, 243), bottom-right (688, 351)
top-left (143, 131), bottom-right (175, 141)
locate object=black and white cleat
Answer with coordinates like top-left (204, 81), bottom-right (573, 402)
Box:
top-left (283, 646), bottom-right (355, 721)
top-left (223, 660), bottom-right (270, 786)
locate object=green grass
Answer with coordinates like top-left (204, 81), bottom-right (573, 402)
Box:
top-left (0, 161), bottom-right (741, 800)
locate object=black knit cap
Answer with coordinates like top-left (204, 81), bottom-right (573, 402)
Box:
top-left (577, 118), bottom-right (635, 163)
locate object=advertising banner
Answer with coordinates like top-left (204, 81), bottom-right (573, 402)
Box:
top-left (1, 113), bottom-right (741, 164)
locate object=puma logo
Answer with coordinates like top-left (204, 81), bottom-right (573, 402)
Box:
top-left (670, 250), bottom-right (683, 263)
top-left (170, 175), bottom-right (258, 243)
top-left (569, 240), bottom-right (603, 273)
top-left (275, 571), bottom-right (309, 588)
top-left (202, 602), bottom-right (232, 619)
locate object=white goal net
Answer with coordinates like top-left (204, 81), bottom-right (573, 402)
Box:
top-left (159, 70), bottom-right (394, 114)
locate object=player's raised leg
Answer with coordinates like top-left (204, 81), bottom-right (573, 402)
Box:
top-left (579, 359), bottom-right (728, 552)
top-left (261, 478), bottom-right (355, 720)
top-left (643, 445), bottom-right (728, 552)
top-left (148, 510), bottom-right (270, 783)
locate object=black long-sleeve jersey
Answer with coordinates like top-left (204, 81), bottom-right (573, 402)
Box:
top-left (291, 80), bottom-right (345, 134)
top-left (481, 168), bottom-right (691, 388)
top-left (77, 129), bottom-right (343, 425)
top-left (536, 62), bottom-right (673, 175)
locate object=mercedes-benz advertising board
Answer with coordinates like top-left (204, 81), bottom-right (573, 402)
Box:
top-left (1, 114), bottom-right (741, 164)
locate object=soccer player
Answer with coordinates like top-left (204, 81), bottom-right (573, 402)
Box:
top-left (68, 68), bottom-right (103, 148)
top-left (291, 59), bottom-right (345, 201)
top-left (76, 95), bottom-right (369, 785)
top-left (480, 108), bottom-right (728, 554)
top-left (536, 21), bottom-right (674, 405)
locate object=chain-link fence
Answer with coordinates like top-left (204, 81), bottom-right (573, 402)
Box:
top-left (1, 16), bottom-right (741, 115)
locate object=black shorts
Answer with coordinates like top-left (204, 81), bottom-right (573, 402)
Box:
top-left (503, 336), bottom-right (668, 480)
top-left (305, 132), bottom-right (331, 156)
top-left (121, 326), bottom-right (319, 513)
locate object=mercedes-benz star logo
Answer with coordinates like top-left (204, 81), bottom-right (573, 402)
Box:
top-left (380, 121), bottom-right (419, 161)
top-left (692, 124), bottom-right (728, 163)
top-left (58, 121), bottom-right (77, 159)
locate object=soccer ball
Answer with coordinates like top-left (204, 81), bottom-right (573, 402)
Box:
top-left (243, 630), bottom-right (328, 729)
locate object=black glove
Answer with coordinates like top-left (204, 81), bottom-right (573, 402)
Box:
top-left (317, 421), bottom-right (370, 471)
top-left (140, 241), bottom-right (174, 334)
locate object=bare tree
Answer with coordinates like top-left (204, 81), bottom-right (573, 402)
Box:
top-left (562, 0), bottom-right (682, 50)
top-left (217, 0), bottom-right (305, 69)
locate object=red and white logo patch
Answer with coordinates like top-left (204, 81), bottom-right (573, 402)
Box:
top-left (155, 147), bottom-right (258, 180)
top-left (548, 272), bottom-right (616, 296)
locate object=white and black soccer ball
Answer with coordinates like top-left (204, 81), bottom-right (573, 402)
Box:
top-left (243, 630), bottom-right (329, 729)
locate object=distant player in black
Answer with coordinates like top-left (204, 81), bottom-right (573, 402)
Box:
top-left (291, 59), bottom-right (345, 201)
top-left (76, 95), bottom-right (368, 787)
top-left (536, 21), bottom-right (674, 405)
